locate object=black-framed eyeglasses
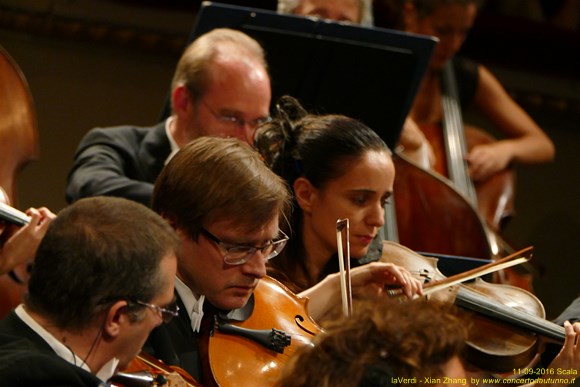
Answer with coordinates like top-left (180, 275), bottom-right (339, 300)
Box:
top-left (131, 300), bottom-right (179, 324)
top-left (201, 100), bottom-right (272, 130)
top-left (200, 227), bottom-right (289, 265)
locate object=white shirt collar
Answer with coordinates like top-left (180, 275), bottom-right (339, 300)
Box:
top-left (174, 276), bottom-right (205, 333)
top-left (164, 116), bottom-right (180, 165)
top-left (15, 304), bottom-right (118, 383)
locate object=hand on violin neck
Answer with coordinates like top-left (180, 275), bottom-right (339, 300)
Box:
top-left (350, 262), bottom-right (423, 300)
top-left (536, 321), bottom-right (580, 387)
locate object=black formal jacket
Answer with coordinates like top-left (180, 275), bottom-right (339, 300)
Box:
top-left (144, 293), bottom-right (253, 386)
top-left (144, 295), bottom-right (204, 382)
top-left (0, 311), bottom-right (104, 387)
top-left (66, 122), bottom-right (171, 206)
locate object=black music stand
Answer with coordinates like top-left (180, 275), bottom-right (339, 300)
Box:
top-left (163, 2), bottom-right (437, 149)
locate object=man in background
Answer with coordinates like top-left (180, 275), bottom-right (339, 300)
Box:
top-left (66, 28), bottom-right (271, 206)
top-left (277, 0), bottom-right (373, 25)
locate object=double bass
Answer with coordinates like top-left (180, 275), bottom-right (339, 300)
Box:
top-left (393, 61), bottom-right (530, 289)
top-left (0, 45), bottom-right (40, 318)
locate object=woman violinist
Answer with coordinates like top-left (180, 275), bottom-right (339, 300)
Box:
top-left (397, 0), bottom-right (555, 182)
top-left (255, 96), bottom-right (402, 294)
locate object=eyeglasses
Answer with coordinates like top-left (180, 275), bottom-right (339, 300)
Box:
top-left (200, 227), bottom-right (289, 265)
top-left (201, 100), bottom-right (272, 130)
top-left (132, 300), bottom-right (180, 324)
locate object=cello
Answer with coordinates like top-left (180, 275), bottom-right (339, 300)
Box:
top-left (0, 44), bottom-right (40, 318)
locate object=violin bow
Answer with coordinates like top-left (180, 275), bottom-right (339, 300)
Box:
top-left (336, 218), bottom-right (353, 317)
top-left (422, 246), bottom-right (534, 296)
top-left (0, 202), bottom-right (30, 227)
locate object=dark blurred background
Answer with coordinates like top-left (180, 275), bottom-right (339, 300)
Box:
top-left (1, 0), bottom-right (578, 317)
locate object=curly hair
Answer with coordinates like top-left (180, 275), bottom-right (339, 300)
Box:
top-left (278, 298), bottom-right (469, 387)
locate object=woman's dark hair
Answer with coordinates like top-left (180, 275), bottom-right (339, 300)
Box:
top-left (254, 96), bottom-right (391, 291)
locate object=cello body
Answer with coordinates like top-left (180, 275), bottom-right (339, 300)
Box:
top-left (413, 120), bottom-right (531, 289)
top-left (0, 45), bottom-right (39, 318)
top-left (392, 152), bottom-right (491, 260)
top-left (420, 122), bottom-right (516, 234)
top-left (464, 125), bottom-right (516, 233)
top-left (0, 45), bottom-right (39, 202)
top-left (393, 150), bottom-right (532, 289)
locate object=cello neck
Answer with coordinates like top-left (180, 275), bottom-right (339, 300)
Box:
top-left (0, 202), bottom-right (30, 227)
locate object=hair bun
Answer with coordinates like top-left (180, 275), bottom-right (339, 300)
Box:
top-left (255, 96), bottom-right (308, 182)
top-left (275, 95), bottom-right (307, 124)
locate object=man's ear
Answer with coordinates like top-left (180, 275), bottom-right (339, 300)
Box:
top-left (172, 85), bottom-right (193, 118)
top-left (102, 300), bottom-right (129, 340)
top-left (293, 177), bottom-right (317, 214)
top-left (173, 226), bottom-right (189, 241)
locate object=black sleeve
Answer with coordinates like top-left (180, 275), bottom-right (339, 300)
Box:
top-left (65, 126), bottom-right (154, 206)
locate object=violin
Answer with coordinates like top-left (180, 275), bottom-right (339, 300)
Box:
top-left (110, 352), bottom-right (202, 387)
top-left (208, 276), bottom-right (322, 386)
top-left (380, 240), bottom-right (565, 373)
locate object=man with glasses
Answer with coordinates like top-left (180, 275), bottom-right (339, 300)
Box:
top-left (0, 196), bottom-right (179, 386)
top-left (146, 136), bottom-right (422, 385)
top-left (66, 28), bottom-right (271, 207)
